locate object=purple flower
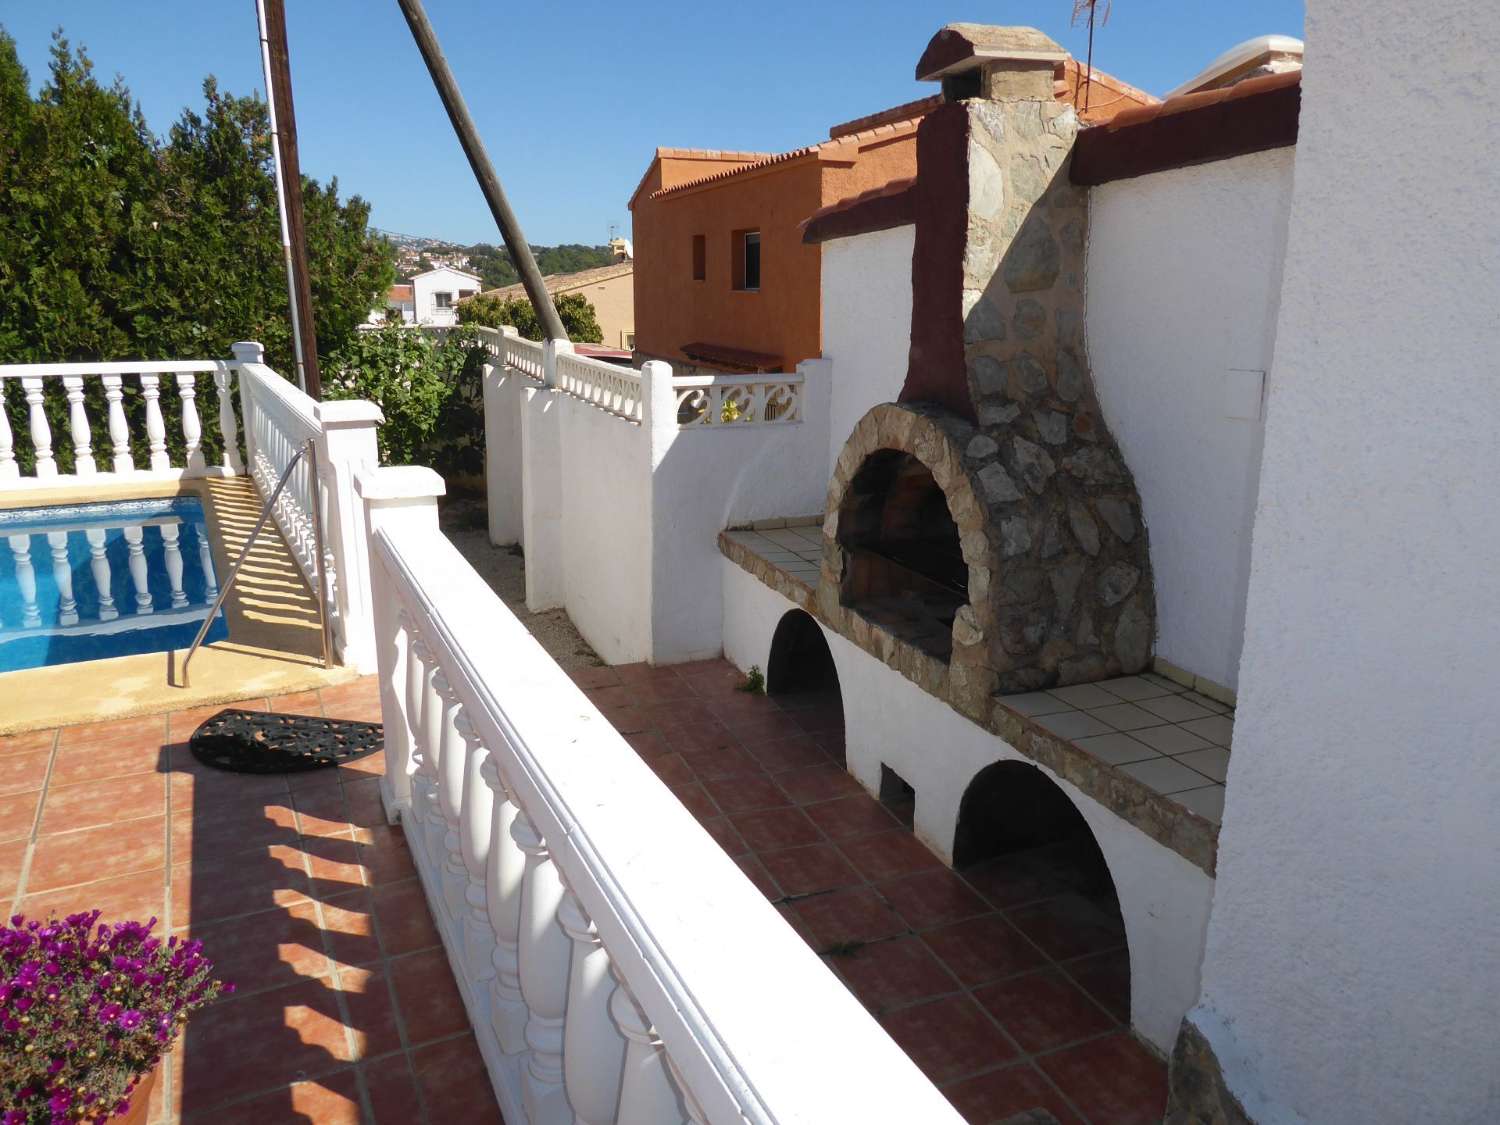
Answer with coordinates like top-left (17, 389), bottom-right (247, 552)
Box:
top-left (117, 1009), bottom-right (143, 1030)
top-left (98, 1002), bottom-right (122, 1024)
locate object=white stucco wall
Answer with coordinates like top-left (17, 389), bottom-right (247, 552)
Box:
top-left (484, 363), bottom-right (525, 547)
top-left (412, 267), bottom-right (481, 327)
top-left (820, 226), bottom-right (915, 479)
top-left (1192, 4), bottom-right (1500, 1122)
top-left (721, 561), bottom-right (1216, 1052)
top-left (1086, 149), bottom-right (1294, 692)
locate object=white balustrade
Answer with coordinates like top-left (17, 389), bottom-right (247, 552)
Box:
top-left (0, 384), bottom-right (15, 479)
top-left (159, 523), bottom-right (188, 608)
top-left (62, 377), bottom-right (95, 476)
top-left (85, 529), bottom-right (118, 621)
top-left (360, 464), bottom-right (963, 1125)
top-left (196, 530), bottom-right (217, 602)
top-left (102, 375), bottom-right (132, 474)
top-left (213, 366), bottom-right (245, 474)
top-left (175, 372), bottom-right (205, 472)
top-left (139, 374), bottom-right (169, 471)
top-left (7, 536), bottom-right (40, 628)
top-left (673, 371), bottom-right (805, 427)
top-left (555, 351), bottom-right (644, 422)
top-left (46, 532), bottom-right (78, 626)
top-left (122, 525), bottom-right (152, 614)
top-left (21, 377), bottom-right (55, 477)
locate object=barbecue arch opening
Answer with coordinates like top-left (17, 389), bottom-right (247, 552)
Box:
top-left (836, 448), bottom-right (966, 662)
top-left (767, 609), bottom-right (846, 766)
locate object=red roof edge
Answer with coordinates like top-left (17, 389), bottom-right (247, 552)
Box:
top-left (680, 341), bottom-right (782, 372)
top-left (801, 178), bottom-right (918, 245)
top-left (1071, 70), bottom-right (1301, 186)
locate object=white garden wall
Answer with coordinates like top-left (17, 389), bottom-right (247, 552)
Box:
top-left (820, 226), bottom-right (915, 479)
top-left (1191, 2), bottom-right (1500, 1122)
top-left (721, 560), bottom-right (1216, 1053)
top-left (483, 363), bottom-right (526, 547)
top-left (1086, 149), bottom-right (1294, 693)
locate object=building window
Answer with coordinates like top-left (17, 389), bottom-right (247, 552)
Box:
top-left (691, 234), bottom-right (706, 281)
top-left (624, 332), bottom-right (636, 349)
top-left (433, 291), bottom-right (453, 309)
top-left (732, 229), bottom-right (761, 291)
top-left (458, 289), bottom-right (476, 301)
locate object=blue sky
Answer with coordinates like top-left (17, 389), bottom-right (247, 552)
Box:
top-left (4, 2), bottom-right (1304, 246)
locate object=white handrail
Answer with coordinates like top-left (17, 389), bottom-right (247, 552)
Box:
top-left (0, 361), bottom-right (223, 379)
top-left (673, 370), bottom-right (804, 427)
top-left (555, 350), bottom-right (643, 422)
top-left (366, 501), bottom-right (961, 1125)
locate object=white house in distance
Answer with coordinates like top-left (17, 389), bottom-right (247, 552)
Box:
top-left (382, 265), bottom-right (481, 326)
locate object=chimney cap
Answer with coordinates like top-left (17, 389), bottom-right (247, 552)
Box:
top-left (916, 24), bottom-right (1067, 82)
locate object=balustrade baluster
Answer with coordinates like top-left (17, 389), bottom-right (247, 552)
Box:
top-left (21, 377), bottom-right (56, 477)
top-left (139, 374), bottom-right (169, 471)
top-left (196, 530), bottom-right (217, 602)
top-left (85, 530), bottom-right (117, 621)
top-left (559, 891), bottom-right (626, 1125)
top-left (484, 754), bottom-right (530, 1055)
top-left (47, 532), bottom-right (78, 626)
top-left (454, 713), bottom-right (497, 999)
top-left (0, 382), bottom-right (16, 479)
top-left (159, 524), bottom-right (187, 608)
top-left (214, 367), bottom-right (244, 474)
top-left (7, 536), bottom-right (40, 628)
top-left (417, 650), bottom-right (449, 868)
top-left (175, 373), bottom-right (204, 472)
top-left (665, 1055), bottom-right (710, 1125)
top-left (609, 973), bottom-right (690, 1125)
top-left (62, 376), bottom-right (96, 475)
top-left (122, 526), bottom-right (152, 613)
top-left (101, 375), bottom-right (133, 473)
top-left (431, 670), bottom-right (470, 920)
top-left (512, 809), bottom-right (572, 1125)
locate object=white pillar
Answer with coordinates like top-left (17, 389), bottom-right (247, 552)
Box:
top-left (7, 536), bottom-right (40, 628)
top-left (485, 754), bottom-right (530, 1055)
top-left (519, 384), bottom-right (565, 612)
top-left (160, 524), bottom-right (187, 608)
top-left (196, 530), bottom-right (217, 602)
top-left (455, 712), bottom-right (497, 997)
top-left (559, 891), bottom-right (626, 1125)
top-left (47, 532), bottom-right (78, 626)
top-left (214, 364), bottom-right (244, 474)
top-left (85, 529), bottom-right (117, 621)
top-left (21, 377), bottom-right (55, 478)
top-left (513, 808), bottom-right (572, 1125)
top-left (122, 525), bottom-right (152, 614)
top-left (101, 375), bottom-right (133, 474)
top-left (609, 975), bottom-right (689, 1125)
top-left (175, 372), bottom-right (205, 473)
top-left (315, 399), bottom-right (384, 672)
top-left (62, 376), bottom-right (95, 476)
top-left (0, 383), bottom-right (16, 479)
top-left (139, 374), bottom-right (169, 471)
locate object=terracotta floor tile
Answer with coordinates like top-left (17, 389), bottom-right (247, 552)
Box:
top-left (920, 914), bottom-right (1048, 988)
top-left (167, 703), bottom-right (254, 742)
top-left (390, 947), bottom-right (469, 1045)
top-left (0, 748), bottom-right (54, 796)
top-left (569, 665), bottom-right (621, 690)
top-left (301, 836), bottom-right (370, 896)
top-left (962, 851), bottom-right (1083, 911)
top-left (39, 773), bottom-right (165, 836)
top-left (171, 845), bottom-right (312, 926)
top-left (739, 733), bottom-right (830, 773)
top-left (176, 976), bottom-right (353, 1110)
top-left (319, 889), bottom-right (384, 968)
top-left (944, 1061), bottom-right (1083, 1125)
top-left (0, 791), bottom-right (39, 841)
top-left (340, 963), bottom-right (405, 1059)
top-left (623, 729), bottom-right (670, 758)
top-left (757, 842), bottom-right (861, 897)
top-left (50, 740), bottom-right (170, 787)
top-left (646, 750), bottom-right (695, 786)
top-left (293, 785), bottom-right (354, 838)
top-left (703, 772), bottom-right (791, 814)
top-left (0, 839), bottom-right (28, 903)
top-left (1062, 947), bottom-right (1133, 1023)
top-left (975, 967), bottom-right (1119, 1053)
top-left (187, 902), bottom-right (332, 996)
top-left (734, 854), bottom-right (780, 900)
top-left (185, 1068), bottom-right (362, 1124)
top-left (728, 711), bottom-right (810, 743)
top-left (342, 776), bottom-right (388, 828)
top-left (597, 703), bottom-right (648, 734)
top-left (337, 748), bottom-right (387, 781)
top-left (636, 699), bottom-right (720, 731)
top-left (657, 718), bottom-right (735, 753)
top-left (879, 993), bottom-right (1018, 1085)
top-left (360, 1050), bottom-right (426, 1122)
top-left (839, 830), bottom-right (942, 882)
top-left (167, 762), bottom-right (290, 810)
top-left (410, 1034), bottom-right (504, 1124)
top-left (56, 713), bottom-right (167, 752)
top-left (1005, 893), bottom-right (1127, 962)
top-left (831, 935), bottom-right (958, 1013)
top-left (668, 780), bottom-right (718, 823)
top-left (359, 824), bottom-right (418, 885)
top-left (879, 868), bottom-right (990, 930)
top-left (1035, 1031), bottom-right (1168, 1125)
top-left (804, 794), bottom-right (902, 840)
top-left (789, 885), bottom-right (907, 950)
top-left (266, 689), bottom-right (324, 717)
top-left (700, 816), bottom-right (748, 857)
top-left (171, 796), bottom-right (296, 856)
top-left (730, 805), bottom-right (823, 851)
top-left (372, 877), bottom-right (442, 956)
top-left (17, 867), bottom-right (167, 927)
top-left (0, 729), bottom-right (55, 755)
top-left (28, 814), bottom-right (166, 891)
top-left (773, 762), bottom-right (864, 805)
top-left (679, 743), bottom-right (763, 780)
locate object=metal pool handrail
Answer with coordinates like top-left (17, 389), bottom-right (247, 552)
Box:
top-left (178, 440), bottom-right (330, 687)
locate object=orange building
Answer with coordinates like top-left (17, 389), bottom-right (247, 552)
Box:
top-left (629, 61), bottom-right (1155, 374)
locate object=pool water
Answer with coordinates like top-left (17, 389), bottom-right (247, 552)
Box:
top-left (0, 496), bottom-right (227, 673)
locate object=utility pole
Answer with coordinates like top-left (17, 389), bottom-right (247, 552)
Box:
top-left (257, 0), bottom-right (323, 397)
top-left (395, 0), bottom-right (567, 342)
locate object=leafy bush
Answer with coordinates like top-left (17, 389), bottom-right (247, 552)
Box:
top-left (457, 291), bottom-right (603, 344)
top-left (323, 324), bottom-right (482, 467)
top-left (0, 911), bottom-right (229, 1122)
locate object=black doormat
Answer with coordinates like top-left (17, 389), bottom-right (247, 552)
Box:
top-left (189, 709), bottom-right (384, 774)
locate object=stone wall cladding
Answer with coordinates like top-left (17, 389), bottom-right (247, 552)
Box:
top-left (1165, 1016), bottom-right (1254, 1124)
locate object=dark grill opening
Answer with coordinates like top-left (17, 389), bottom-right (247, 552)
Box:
top-left (879, 764), bottom-right (917, 828)
top-left (838, 449), bottom-right (966, 661)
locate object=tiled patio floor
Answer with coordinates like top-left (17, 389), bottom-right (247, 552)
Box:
top-left (0, 677), bottom-right (501, 1124)
top-left (575, 658), bottom-right (1168, 1125)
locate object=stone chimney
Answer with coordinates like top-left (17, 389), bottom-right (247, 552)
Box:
top-left (820, 25), bottom-right (1156, 713)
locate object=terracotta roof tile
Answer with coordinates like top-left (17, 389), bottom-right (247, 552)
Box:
top-left (801, 178), bottom-right (917, 244)
top-left (473, 261), bottom-right (633, 303)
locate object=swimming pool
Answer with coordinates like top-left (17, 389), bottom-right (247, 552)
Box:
top-left (0, 496), bottom-right (227, 673)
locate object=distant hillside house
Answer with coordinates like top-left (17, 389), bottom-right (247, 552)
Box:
top-left (381, 284), bottom-right (416, 324)
top-left (412, 266), bottom-right (482, 327)
top-left (475, 260), bottom-right (636, 350)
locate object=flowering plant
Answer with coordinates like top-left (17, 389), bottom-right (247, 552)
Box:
top-left (0, 912), bottom-right (231, 1122)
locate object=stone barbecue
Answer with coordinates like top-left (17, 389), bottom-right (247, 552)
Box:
top-left (818, 25), bottom-right (1156, 720)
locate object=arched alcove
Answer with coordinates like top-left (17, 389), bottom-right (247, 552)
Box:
top-left (767, 609), bottom-right (846, 766)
